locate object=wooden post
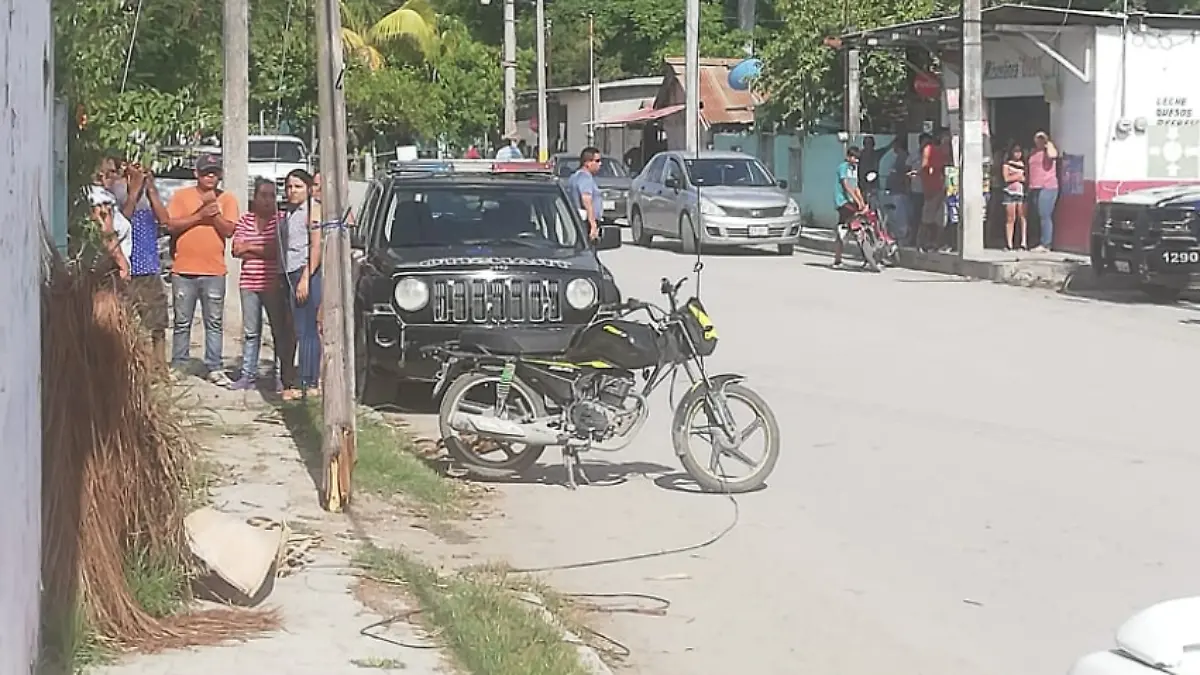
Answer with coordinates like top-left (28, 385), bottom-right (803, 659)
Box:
top-left (315, 0), bottom-right (356, 511)
top-left (1, 0), bottom-right (50, 670)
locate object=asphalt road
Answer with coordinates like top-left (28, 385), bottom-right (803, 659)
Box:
top-left (424, 238), bottom-right (1200, 675)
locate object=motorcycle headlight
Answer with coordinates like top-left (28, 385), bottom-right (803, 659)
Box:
top-left (565, 278), bottom-right (597, 310)
top-left (699, 198), bottom-right (725, 216)
top-left (393, 277), bottom-right (429, 312)
top-left (784, 198), bottom-right (800, 216)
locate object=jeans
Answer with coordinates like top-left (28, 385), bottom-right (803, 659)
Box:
top-left (171, 274), bottom-right (225, 372)
top-left (909, 193), bottom-right (924, 245)
top-left (1035, 188), bottom-right (1059, 248)
top-left (286, 268), bottom-right (323, 388)
top-left (885, 192), bottom-right (911, 242)
top-left (239, 287), bottom-right (294, 384)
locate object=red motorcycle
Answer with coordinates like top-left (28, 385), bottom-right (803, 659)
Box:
top-left (844, 206), bottom-right (898, 272)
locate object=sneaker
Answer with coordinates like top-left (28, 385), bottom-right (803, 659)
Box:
top-left (228, 375), bottom-right (256, 391)
top-left (207, 370), bottom-right (234, 387)
top-left (831, 260), bottom-right (844, 269)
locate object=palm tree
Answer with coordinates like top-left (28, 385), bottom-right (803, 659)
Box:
top-left (341, 0), bottom-right (438, 71)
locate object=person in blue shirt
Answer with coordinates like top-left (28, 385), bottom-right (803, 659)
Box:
top-left (567, 146), bottom-right (604, 241)
top-left (832, 146), bottom-right (866, 268)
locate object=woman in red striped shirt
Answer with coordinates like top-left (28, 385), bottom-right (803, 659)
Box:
top-left (230, 178), bottom-right (296, 391)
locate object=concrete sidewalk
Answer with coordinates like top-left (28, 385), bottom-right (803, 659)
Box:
top-left (796, 227), bottom-right (1117, 292)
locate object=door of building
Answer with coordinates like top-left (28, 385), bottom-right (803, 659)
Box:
top-left (986, 97), bottom-right (1051, 248)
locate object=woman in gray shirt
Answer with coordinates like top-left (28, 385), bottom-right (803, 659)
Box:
top-left (279, 169), bottom-right (323, 399)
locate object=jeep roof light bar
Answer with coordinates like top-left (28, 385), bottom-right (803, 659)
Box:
top-left (386, 159), bottom-right (552, 175)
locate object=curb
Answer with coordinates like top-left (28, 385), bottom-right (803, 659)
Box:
top-left (795, 231), bottom-right (1126, 293)
top-left (515, 591), bottom-right (616, 675)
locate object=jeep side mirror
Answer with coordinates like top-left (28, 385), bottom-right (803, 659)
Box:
top-left (350, 227), bottom-right (365, 250)
top-left (596, 225), bottom-right (622, 251)
top-left (777, 179), bottom-right (789, 190)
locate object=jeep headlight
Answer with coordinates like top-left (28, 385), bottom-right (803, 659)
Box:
top-left (565, 278), bottom-right (597, 310)
top-left (699, 198), bottom-right (725, 216)
top-left (393, 277), bottom-right (429, 312)
top-left (784, 198), bottom-right (800, 216)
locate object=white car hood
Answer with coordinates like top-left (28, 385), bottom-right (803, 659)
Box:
top-left (1068, 597), bottom-right (1200, 675)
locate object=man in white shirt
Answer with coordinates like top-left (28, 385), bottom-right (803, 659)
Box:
top-left (495, 133), bottom-right (523, 161)
top-left (89, 153), bottom-right (133, 279)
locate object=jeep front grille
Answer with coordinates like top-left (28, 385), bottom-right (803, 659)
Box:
top-left (430, 278), bottom-right (563, 323)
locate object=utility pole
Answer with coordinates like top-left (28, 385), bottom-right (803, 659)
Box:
top-left (960, 0), bottom-right (984, 258)
top-left (535, 0), bottom-right (549, 161)
top-left (685, 0), bottom-right (700, 153)
top-left (737, 0), bottom-right (756, 56)
top-left (503, 0), bottom-right (517, 138)
top-left (587, 12), bottom-right (596, 145)
top-left (846, 47), bottom-right (861, 143)
top-left (223, 0), bottom-right (249, 213)
top-left (0, 0), bottom-right (48, 669)
top-left (315, 0), bottom-right (356, 512)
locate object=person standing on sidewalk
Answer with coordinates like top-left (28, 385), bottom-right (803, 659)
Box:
top-left (1028, 130), bottom-right (1060, 252)
top-left (280, 169), bottom-right (323, 400)
top-left (567, 146), bottom-right (604, 241)
top-left (917, 130), bottom-right (949, 252)
top-left (166, 153), bottom-right (239, 385)
top-left (884, 137), bottom-right (912, 244)
top-left (230, 178), bottom-right (296, 392)
top-left (114, 158), bottom-right (173, 369)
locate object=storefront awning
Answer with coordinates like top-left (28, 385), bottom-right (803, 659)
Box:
top-left (587, 103), bottom-right (685, 128)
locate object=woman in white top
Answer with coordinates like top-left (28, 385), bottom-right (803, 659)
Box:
top-left (89, 155), bottom-right (133, 279)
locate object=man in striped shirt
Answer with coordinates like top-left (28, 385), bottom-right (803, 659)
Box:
top-left (230, 178), bottom-right (296, 390)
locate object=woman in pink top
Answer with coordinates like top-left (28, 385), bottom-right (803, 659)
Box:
top-left (1028, 131), bottom-right (1060, 251)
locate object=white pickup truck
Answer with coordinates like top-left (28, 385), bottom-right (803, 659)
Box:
top-left (248, 134), bottom-right (311, 195)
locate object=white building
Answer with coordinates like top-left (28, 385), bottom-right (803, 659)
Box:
top-left (843, 4), bottom-right (1200, 254)
top-left (517, 77), bottom-right (662, 158)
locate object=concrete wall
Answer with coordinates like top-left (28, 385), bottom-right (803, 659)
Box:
top-left (1, 0), bottom-right (48, 670)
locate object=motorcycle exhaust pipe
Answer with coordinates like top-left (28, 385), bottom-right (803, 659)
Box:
top-left (448, 412), bottom-right (567, 447)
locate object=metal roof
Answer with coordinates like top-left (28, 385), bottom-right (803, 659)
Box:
top-left (835, 3), bottom-right (1200, 49)
top-left (518, 76), bottom-right (662, 98)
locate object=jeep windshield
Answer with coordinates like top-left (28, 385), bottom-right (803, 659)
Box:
top-left (381, 185), bottom-right (583, 249)
top-left (249, 140), bottom-right (306, 163)
top-left (684, 158), bottom-right (776, 187)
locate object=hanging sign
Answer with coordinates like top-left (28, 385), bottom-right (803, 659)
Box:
top-left (913, 72), bottom-right (940, 99)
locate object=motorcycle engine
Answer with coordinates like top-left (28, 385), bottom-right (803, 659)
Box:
top-left (567, 374), bottom-right (634, 437)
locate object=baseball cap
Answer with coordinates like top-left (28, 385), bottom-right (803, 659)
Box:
top-left (196, 153), bottom-right (223, 173)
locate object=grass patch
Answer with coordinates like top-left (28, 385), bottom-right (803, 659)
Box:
top-left (39, 603), bottom-right (114, 674)
top-left (283, 401), bottom-right (463, 515)
top-left (354, 546), bottom-right (589, 675)
top-left (124, 547), bottom-right (190, 619)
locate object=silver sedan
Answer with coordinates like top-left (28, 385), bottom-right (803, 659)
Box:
top-left (626, 150), bottom-right (801, 255)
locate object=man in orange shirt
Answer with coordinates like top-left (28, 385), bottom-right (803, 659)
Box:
top-left (166, 153), bottom-right (240, 385)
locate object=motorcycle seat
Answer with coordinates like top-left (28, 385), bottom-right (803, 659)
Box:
top-left (458, 328), bottom-right (578, 355)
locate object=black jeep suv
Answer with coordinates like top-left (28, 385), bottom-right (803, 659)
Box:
top-left (1091, 186), bottom-right (1200, 302)
top-left (351, 160), bottom-right (623, 401)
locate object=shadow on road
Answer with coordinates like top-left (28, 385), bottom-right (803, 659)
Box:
top-left (276, 400), bottom-right (326, 501)
top-left (467, 458), bottom-right (677, 489)
top-left (653, 472), bottom-right (768, 495)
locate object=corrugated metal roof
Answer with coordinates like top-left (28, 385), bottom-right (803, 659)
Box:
top-left (659, 57), bottom-right (763, 126)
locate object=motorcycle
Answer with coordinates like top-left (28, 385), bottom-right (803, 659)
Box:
top-left (424, 276), bottom-right (781, 493)
top-left (857, 171), bottom-right (899, 269)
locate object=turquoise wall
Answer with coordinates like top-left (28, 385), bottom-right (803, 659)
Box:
top-left (715, 130), bottom-right (909, 229)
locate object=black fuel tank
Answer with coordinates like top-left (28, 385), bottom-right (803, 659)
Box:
top-left (566, 319), bottom-right (660, 370)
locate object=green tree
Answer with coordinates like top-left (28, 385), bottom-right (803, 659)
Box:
top-left (341, 0), bottom-right (439, 71)
top-left (757, 0), bottom-right (948, 130)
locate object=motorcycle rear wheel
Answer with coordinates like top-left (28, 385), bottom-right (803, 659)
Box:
top-left (438, 371), bottom-right (547, 478)
top-left (858, 230), bottom-right (881, 272)
top-left (671, 382), bottom-right (781, 493)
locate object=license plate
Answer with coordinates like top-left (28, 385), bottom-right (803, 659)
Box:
top-left (749, 225), bottom-right (770, 237)
top-left (1114, 260), bottom-right (1131, 273)
top-left (603, 199), bottom-right (615, 211)
top-left (1162, 250), bottom-right (1200, 265)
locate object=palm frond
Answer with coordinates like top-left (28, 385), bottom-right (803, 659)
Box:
top-left (341, 27), bottom-right (384, 71)
top-left (368, 0), bottom-right (438, 58)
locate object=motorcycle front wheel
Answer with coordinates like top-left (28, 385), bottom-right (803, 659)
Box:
top-left (438, 371), bottom-right (547, 478)
top-left (671, 382), bottom-right (781, 493)
top-left (857, 230), bottom-right (881, 272)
